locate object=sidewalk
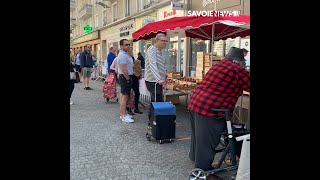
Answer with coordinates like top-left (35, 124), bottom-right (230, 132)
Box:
top-left (70, 80), bottom-right (237, 180)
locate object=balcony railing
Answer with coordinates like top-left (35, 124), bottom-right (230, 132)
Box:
top-left (70, 0), bottom-right (76, 11)
top-left (78, 4), bottom-right (92, 21)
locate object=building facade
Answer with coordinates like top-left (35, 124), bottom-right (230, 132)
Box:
top-left (70, 0), bottom-right (250, 70)
top-left (71, 0), bottom-right (177, 62)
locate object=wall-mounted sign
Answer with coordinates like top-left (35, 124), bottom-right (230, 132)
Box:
top-left (84, 24), bottom-right (93, 34)
top-left (171, 2), bottom-right (185, 10)
top-left (203, 0), bottom-right (221, 7)
top-left (71, 31), bottom-right (99, 45)
top-left (120, 31), bottom-right (130, 37)
top-left (119, 24), bottom-right (133, 32)
top-left (143, 18), bottom-right (155, 26)
top-left (164, 10), bottom-right (177, 19)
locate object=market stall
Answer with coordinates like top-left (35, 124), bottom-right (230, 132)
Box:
top-left (133, 15), bottom-right (250, 109)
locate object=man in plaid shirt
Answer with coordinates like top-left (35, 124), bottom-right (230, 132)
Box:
top-left (188, 47), bottom-right (250, 173)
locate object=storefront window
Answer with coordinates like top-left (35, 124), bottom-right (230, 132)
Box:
top-left (95, 44), bottom-right (101, 62)
top-left (139, 37), bottom-right (185, 73)
top-left (163, 38), bottom-right (184, 73)
top-left (190, 39), bottom-right (210, 77)
top-left (139, 39), bottom-right (155, 57)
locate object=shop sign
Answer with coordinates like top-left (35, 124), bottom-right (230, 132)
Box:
top-left (143, 18), bottom-right (155, 26)
top-left (119, 24), bottom-right (133, 32)
top-left (120, 31), bottom-right (130, 37)
top-left (71, 31), bottom-right (99, 45)
top-left (203, 0), bottom-right (221, 7)
top-left (164, 10), bottom-right (177, 19)
top-left (84, 24), bottom-right (93, 34)
top-left (171, 2), bottom-right (185, 10)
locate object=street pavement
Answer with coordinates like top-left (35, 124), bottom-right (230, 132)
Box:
top-left (70, 79), bottom-right (236, 180)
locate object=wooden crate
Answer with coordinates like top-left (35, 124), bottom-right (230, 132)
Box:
top-left (167, 72), bottom-right (182, 79)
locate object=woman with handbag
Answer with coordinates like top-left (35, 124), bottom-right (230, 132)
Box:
top-left (70, 59), bottom-right (76, 105)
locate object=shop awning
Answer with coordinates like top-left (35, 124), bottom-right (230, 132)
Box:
top-left (132, 15), bottom-right (250, 42)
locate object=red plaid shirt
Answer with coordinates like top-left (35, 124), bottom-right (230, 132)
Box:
top-left (188, 58), bottom-right (250, 117)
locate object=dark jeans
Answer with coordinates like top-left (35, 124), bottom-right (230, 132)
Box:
top-left (132, 75), bottom-right (140, 109)
top-left (70, 80), bottom-right (75, 99)
top-left (189, 111), bottom-right (226, 171)
top-left (145, 81), bottom-right (164, 119)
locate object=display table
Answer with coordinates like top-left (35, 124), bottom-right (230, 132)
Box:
top-left (138, 78), bottom-right (194, 107)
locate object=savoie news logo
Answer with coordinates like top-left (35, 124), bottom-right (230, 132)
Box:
top-left (187, 10), bottom-right (240, 17)
top-left (190, 0), bottom-right (240, 17)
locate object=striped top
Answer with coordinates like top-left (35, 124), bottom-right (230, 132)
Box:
top-left (144, 45), bottom-right (166, 82)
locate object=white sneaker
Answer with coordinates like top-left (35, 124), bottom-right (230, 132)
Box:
top-left (122, 116), bottom-right (134, 123)
top-left (120, 114), bottom-right (133, 119)
top-left (70, 101), bottom-right (74, 105)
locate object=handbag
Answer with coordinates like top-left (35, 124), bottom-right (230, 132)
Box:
top-left (70, 72), bottom-right (76, 80)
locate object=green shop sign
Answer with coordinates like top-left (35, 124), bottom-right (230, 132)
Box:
top-left (120, 31), bottom-right (130, 37)
top-left (84, 24), bottom-right (93, 34)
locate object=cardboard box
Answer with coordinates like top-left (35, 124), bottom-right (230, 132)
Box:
top-left (167, 72), bottom-right (182, 79)
top-left (197, 52), bottom-right (204, 56)
top-left (166, 95), bottom-right (180, 105)
top-left (205, 52), bottom-right (217, 56)
top-left (213, 56), bottom-right (223, 60)
top-left (196, 72), bottom-right (203, 76)
top-left (212, 61), bottom-right (220, 66)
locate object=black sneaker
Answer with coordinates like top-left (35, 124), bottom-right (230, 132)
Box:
top-left (87, 87), bottom-right (93, 90)
top-left (134, 109), bottom-right (143, 114)
top-left (127, 109), bottom-right (135, 115)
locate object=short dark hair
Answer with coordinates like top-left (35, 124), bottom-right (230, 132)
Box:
top-left (138, 52), bottom-right (142, 56)
top-left (120, 39), bottom-right (128, 46)
top-left (109, 47), bottom-right (113, 52)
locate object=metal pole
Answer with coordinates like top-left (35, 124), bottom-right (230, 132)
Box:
top-left (210, 0), bottom-right (217, 66)
top-left (239, 94), bottom-right (243, 123)
top-left (210, 24), bottom-right (214, 66)
top-left (247, 94), bottom-right (250, 129)
top-left (177, 36), bottom-right (181, 72)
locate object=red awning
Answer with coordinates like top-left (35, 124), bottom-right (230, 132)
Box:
top-left (132, 15), bottom-right (250, 42)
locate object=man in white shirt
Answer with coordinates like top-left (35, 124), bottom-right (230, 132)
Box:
top-left (118, 39), bottom-right (134, 123)
top-left (144, 33), bottom-right (168, 119)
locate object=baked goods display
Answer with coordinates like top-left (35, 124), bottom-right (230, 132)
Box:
top-left (166, 77), bottom-right (197, 91)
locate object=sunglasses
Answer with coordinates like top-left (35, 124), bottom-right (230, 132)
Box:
top-left (124, 44), bottom-right (131, 46)
top-left (159, 39), bottom-right (168, 42)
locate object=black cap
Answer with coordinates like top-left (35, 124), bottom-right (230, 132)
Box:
top-left (226, 47), bottom-right (245, 61)
top-left (242, 48), bottom-right (249, 53)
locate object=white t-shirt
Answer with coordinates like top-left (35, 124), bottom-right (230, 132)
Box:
top-left (117, 50), bottom-right (133, 75)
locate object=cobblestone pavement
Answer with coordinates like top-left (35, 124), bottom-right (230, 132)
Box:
top-left (70, 80), bottom-right (236, 180)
